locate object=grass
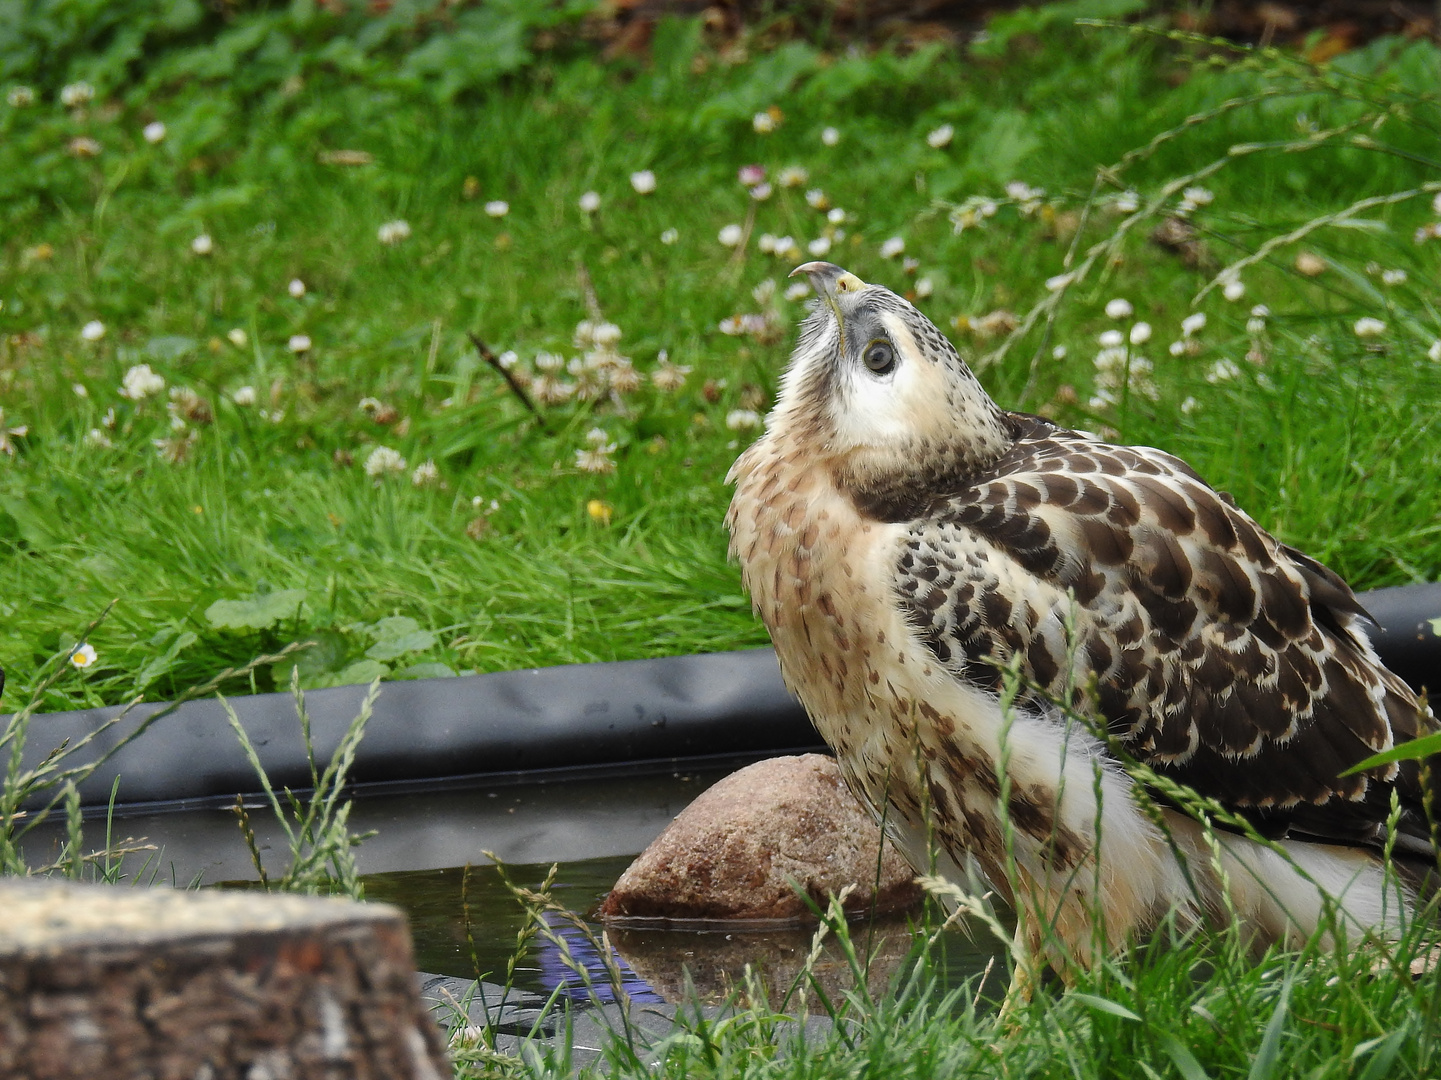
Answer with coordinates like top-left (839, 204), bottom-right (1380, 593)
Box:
top-left (1, 6), bottom-right (1441, 1073)
top-left (1, 8), bottom-right (1438, 712)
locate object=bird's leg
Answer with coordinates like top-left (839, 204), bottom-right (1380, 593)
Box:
top-left (995, 917), bottom-right (1041, 1031)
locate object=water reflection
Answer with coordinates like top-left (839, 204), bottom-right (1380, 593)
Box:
top-left (363, 856), bottom-right (1003, 1008)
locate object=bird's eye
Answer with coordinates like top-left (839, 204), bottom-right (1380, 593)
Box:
top-left (862, 340), bottom-right (896, 375)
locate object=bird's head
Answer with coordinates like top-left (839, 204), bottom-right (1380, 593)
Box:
top-left (766, 261), bottom-right (1014, 518)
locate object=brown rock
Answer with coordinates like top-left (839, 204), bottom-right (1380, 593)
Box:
top-left (599, 753), bottom-right (921, 923)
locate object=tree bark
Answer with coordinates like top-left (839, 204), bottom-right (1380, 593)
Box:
top-left (0, 879), bottom-right (449, 1080)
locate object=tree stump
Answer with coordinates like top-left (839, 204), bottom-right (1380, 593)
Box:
top-left (0, 878), bottom-right (449, 1080)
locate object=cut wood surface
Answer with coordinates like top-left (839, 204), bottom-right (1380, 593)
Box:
top-left (0, 878), bottom-right (449, 1080)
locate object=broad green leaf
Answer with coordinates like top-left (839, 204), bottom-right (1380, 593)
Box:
top-left (368, 615), bottom-right (420, 641)
top-left (135, 629), bottom-right (197, 692)
top-left (395, 662), bottom-right (456, 680)
top-left (204, 589), bottom-right (307, 631)
top-left (365, 630), bottom-right (437, 661)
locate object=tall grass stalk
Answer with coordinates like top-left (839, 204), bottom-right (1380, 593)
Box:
top-left (224, 666), bottom-right (378, 898)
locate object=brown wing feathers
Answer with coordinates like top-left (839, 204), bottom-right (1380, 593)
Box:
top-left (897, 415), bottom-right (1435, 850)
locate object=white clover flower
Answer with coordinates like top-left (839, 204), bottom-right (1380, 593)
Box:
top-left (1045, 273), bottom-right (1074, 292)
top-left (753, 111), bottom-right (776, 134)
top-left (1381, 268), bottom-right (1407, 286)
top-left (73, 383), bottom-right (89, 398)
top-left (1206, 358), bottom-right (1241, 383)
top-left (821, 126), bottom-right (840, 146)
top-left (1168, 341), bottom-right (1185, 357)
top-left (574, 448), bottom-right (616, 474)
top-left (1180, 186), bottom-right (1214, 211)
top-left (1353, 317), bottom-right (1386, 338)
top-left (1416, 223), bottom-right (1441, 244)
top-left (484, 200), bottom-right (510, 218)
top-left (71, 643), bottom-right (97, 669)
top-left (660, 227), bottom-right (679, 245)
top-left (497, 349), bottom-right (518, 369)
top-left (784, 282), bottom-right (811, 302)
top-left (1247, 316), bottom-right (1267, 335)
top-left (651, 357), bottom-right (691, 391)
top-left (593, 322), bottom-right (622, 347)
top-left (1113, 190), bottom-right (1140, 214)
top-left (578, 190), bottom-right (601, 213)
top-left (879, 237), bottom-right (905, 259)
top-left (726, 409), bottom-right (762, 431)
top-left (1180, 396), bottom-right (1199, 415)
top-left (629, 170), bottom-right (656, 195)
top-left (1098, 329), bottom-right (1124, 348)
top-left (6, 86), bottom-right (35, 108)
top-left (718, 223), bottom-right (744, 247)
top-left (826, 207), bottom-right (846, 225)
top-left (142, 120), bottom-right (166, 144)
top-left (915, 278), bottom-right (934, 299)
top-left (1104, 298), bottom-right (1134, 320)
top-left (534, 350), bottom-right (565, 372)
top-left (288, 334), bottom-right (312, 353)
top-left (771, 236), bottom-right (800, 260)
top-left (377, 219), bottom-right (412, 245)
top-left (1433, 192), bottom-right (1441, 215)
top-left (807, 236), bottom-right (832, 257)
top-left (120, 363), bottom-right (165, 400)
top-left (719, 316), bottom-right (744, 336)
top-left (59, 82), bottom-right (94, 108)
top-left (232, 385), bottom-right (257, 407)
top-left (926, 123), bottom-right (955, 149)
top-left (805, 188), bottom-right (828, 209)
top-left (585, 427), bottom-right (614, 448)
top-left (749, 182), bottom-right (773, 202)
top-left (1181, 313), bottom-right (1207, 337)
top-left (83, 428), bottom-right (112, 448)
top-left (411, 459), bottom-right (440, 487)
top-left (288, 278), bottom-right (306, 298)
top-left (1129, 322), bottom-right (1152, 345)
top-left (227, 328), bottom-right (248, 348)
top-left (1222, 278), bottom-right (1245, 302)
top-left (68, 136), bottom-right (101, 158)
top-left (191, 233), bottom-right (213, 256)
top-left (1429, 340), bottom-right (1441, 363)
top-left (778, 166), bottom-right (808, 188)
top-left (364, 445), bottom-right (407, 477)
top-left (80, 320), bottom-right (106, 342)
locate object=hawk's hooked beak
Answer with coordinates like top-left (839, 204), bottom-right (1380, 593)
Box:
top-left (791, 261), bottom-right (866, 348)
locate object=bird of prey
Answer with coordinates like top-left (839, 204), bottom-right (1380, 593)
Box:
top-left (726, 261), bottom-right (1436, 982)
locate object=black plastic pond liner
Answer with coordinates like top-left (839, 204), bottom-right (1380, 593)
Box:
top-left (17, 648), bottom-right (821, 810)
top-left (13, 584), bottom-right (1440, 812)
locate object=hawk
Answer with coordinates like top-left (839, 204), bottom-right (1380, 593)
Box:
top-left (726, 261), bottom-right (1436, 981)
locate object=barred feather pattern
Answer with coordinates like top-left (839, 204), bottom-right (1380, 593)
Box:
top-left (897, 413), bottom-right (1432, 852)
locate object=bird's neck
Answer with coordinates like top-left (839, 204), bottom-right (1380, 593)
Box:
top-left (726, 432), bottom-right (892, 724)
top-left (832, 407), bottom-right (1016, 522)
